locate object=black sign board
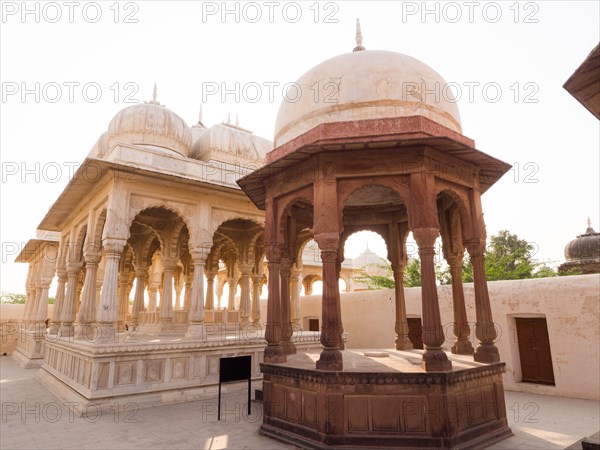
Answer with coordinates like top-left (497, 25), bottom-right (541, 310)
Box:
top-left (218, 355), bottom-right (251, 420)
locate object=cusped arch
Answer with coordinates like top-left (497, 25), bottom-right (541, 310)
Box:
top-left (126, 201), bottom-right (193, 243)
top-left (435, 185), bottom-right (474, 241)
top-left (338, 178), bottom-right (410, 214)
top-left (68, 223), bottom-right (88, 264)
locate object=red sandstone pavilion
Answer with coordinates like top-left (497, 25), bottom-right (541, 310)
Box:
top-left (238, 20), bottom-right (513, 448)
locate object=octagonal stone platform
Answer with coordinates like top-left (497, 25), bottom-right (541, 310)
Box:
top-left (260, 350), bottom-right (512, 449)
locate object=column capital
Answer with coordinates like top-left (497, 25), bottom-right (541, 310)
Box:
top-left (66, 262), bottom-right (84, 275)
top-left (102, 238), bottom-right (127, 256)
top-left (412, 227), bottom-right (439, 248)
top-left (238, 262), bottom-right (254, 274)
top-left (313, 232), bottom-right (339, 253)
top-left (465, 239), bottom-right (486, 256)
top-left (265, 243), bottom-right (283, 263)
top-left (134, 267), bottom-right (148, 278)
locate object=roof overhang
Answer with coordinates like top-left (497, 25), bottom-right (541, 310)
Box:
top-left (563, 43), bottom-right (600, 120)
top-left (15, 238), bottom-right (59, 263)
top-left (238, 116), bottom-right (511, 209)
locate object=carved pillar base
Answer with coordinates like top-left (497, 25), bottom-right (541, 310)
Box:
top-left (185, 323), bottom-right (206, 340)
top-left (264, 344), bottom-right (286, 363)
top-left (95, 323), bottom-right (118, 343)
top-left (316, 348), bottom-right (343, 371)
top-left (395, 335), bottom-right (413, 351)
top-left (158, 318), bottom-right (174, 333)
top-left (74, 323), bottom-right (96, 341)
top-left (474, 342), bottom-right (500, 363)
top-left (452, 338), bottom-right (474, 355)
top-left (58, 323), bottom-right (74, 338)
top-left (421, 348), bottom-right (453, 372)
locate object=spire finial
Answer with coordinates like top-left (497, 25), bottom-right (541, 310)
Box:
top-left (199, 104), bottom-right (203, 123)
top-left (236, 113), bottom-right (239, 127)
top-left (227, 112), bottom-right (231, 124)
top-left (147, 82), bottom-right (161, 105)
top-left (353, 18), bottom-right (365, 52)
top-left (588, 217), bottom-right (592, 228)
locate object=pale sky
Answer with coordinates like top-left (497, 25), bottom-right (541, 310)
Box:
top-left (1, 1), bottom-right (599, 294)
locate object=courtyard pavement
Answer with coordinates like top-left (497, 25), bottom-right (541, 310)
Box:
top-left (1, 356), bottom-right (598, 449)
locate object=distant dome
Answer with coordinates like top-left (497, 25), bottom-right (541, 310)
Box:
top-left (564, 222), bottom-right (600, 261)
top-left (106, 100), bottom-right (192, 157)
top-left (191, 122), bottom-right (272, 162)
top-left (560, 220), bottom-right (600, 275)
top-left (353, 246), bottom-right (387, 269)
top-left (274, 49), bottom-right (462, 147)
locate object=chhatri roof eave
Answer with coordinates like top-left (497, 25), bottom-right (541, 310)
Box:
top-left (563, 42), bottom-right (600, 120)
top-left (15, 238), bottom-right (60, 263)
top-left (237, 115), bottom-right (512, 210)
top-left (38, 156), bottom-right (256, 231)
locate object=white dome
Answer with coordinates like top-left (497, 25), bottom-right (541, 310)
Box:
top-left (107, 102), bottom-right (193, 157)
top-left (274, 50), bottom-right (462, 147)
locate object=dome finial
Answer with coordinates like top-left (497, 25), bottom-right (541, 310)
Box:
top-left (586, 217), bottom-right (595, 234)
top-left (353, 18), bottom-right (365, 52)
top-left (147, 82), bottom-right (160, 105)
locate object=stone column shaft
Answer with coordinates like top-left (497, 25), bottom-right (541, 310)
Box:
top-left (264, 259), bottom-right (285, 363)
top-left (469, 244), bottom-right (500, 363)
top-left (290, 271), bottom-right (301, 327)
top-left (48, 272), bottom-right (67, 335)
top-left (316, 250), bottom-right (343, 371)
top-left (158, 264), bottom-right (175, 331)
top-left (251, 275), bottom-right (261, 323)
top-left (96, 241), bottom-right (124, 342)
top-left (186, 258), bottom-right (206, 339)
top-left (239, 264), bottom-right (252, 324)
top-left (205, 272), bottom-right (216, 310)
top-left (414, 229), bottom-right (452, 372)
top-left (279, 259), bottom-right (295, 355)
top-left (60, 264), bottom-right (82, 337)
top-left (131, 269), bottom-right (147, 324)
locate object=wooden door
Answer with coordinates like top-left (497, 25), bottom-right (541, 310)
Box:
top-left (515, 318), bottom-right (555, 385)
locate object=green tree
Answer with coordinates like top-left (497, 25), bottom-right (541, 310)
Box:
top-left (403, 258), bottom-right (422, 287)
top-left (461, 230), bottom-right (557, 281)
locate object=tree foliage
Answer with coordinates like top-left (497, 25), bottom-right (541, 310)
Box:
top-left (353, 230), bottom-right (558, 289)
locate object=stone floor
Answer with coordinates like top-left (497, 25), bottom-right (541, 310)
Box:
top-left (1, 356), bottom-right (598, 449)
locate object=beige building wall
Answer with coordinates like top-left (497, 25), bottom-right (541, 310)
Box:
top-left (269, 274), bottom-right (599, 401)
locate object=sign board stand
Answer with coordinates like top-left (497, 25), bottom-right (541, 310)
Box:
top-left (218, 355), bottom-right (251, 420)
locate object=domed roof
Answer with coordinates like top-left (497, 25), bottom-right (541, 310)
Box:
top-left (191, 121), bottom-right (272, 162)
top-left (274, 41), bottom-right (462, 147)
top-left (564, 219), bottom-right (600, 262)
top-left (106, 91), bottom-right (192, 157)
top-left (352, 246), bottom-right (387, 269)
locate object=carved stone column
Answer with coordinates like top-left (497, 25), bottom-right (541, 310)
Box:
top-left (148, 283), bottom-right (158, 312)
top-left (279, 258), bottom-right (296, 355)
top-left (467, 241), bottom-right (500, 363)
top-left (315, 234), bottom-right (343, 371)
top-left (239, 263), bottom-right (253, 324)
top-left (264, 247), bottom-right (285, 363)
top-left (75, 270), bottom-right (85, 315)
top-left (95, 239), bottom-right (125, 342)
top-left (414, 228), bottom-right (452, 371)
top-left (290, 268), bottom-right (301, 328)
top-left (186, 250), bottom-right (207, 339)
top-left (389, 222), bottom-right (412, 350)
top-left (131, 267), bottom-right (147, 327)
top-left (183, 272), bottom-right (193, 313)
top-left (158, 260), bottom-right (176, 332)
top-left (174, 268), bottom-right (183, 310)
top-left (32, 279), bottom-right (51, 332)
top-left (251, 274), bottom-right (262, 323)
top-left (59, 262), bottom-right (83, 337)
top-left (227, 275), bottom-right (237, 311)
top-left (205, 271), bottom-right (216, 310)
top-left (75, 252), bottom-right (101, 340)
top-left (117, 272), bottom-right (130, 332)
top-left (48, 270), bottom-right (67, 336)
top-left (440, 208), bottom-right (473, 355)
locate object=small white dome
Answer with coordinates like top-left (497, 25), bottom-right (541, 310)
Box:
top-left (106, 102), bottom-right (193, 157)
top-left (191, 123), bottom-right (272, 162)
top-left (274, 50), bottom-right (462, 147)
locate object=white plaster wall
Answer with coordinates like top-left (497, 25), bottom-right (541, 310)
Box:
top-left (280, 275), bottom-right (599, 401)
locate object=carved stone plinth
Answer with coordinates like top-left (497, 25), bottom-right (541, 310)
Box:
top-left (11, 327), bottom-right (46, 368)
top-left (260, 350), bottom-right (512, 449)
